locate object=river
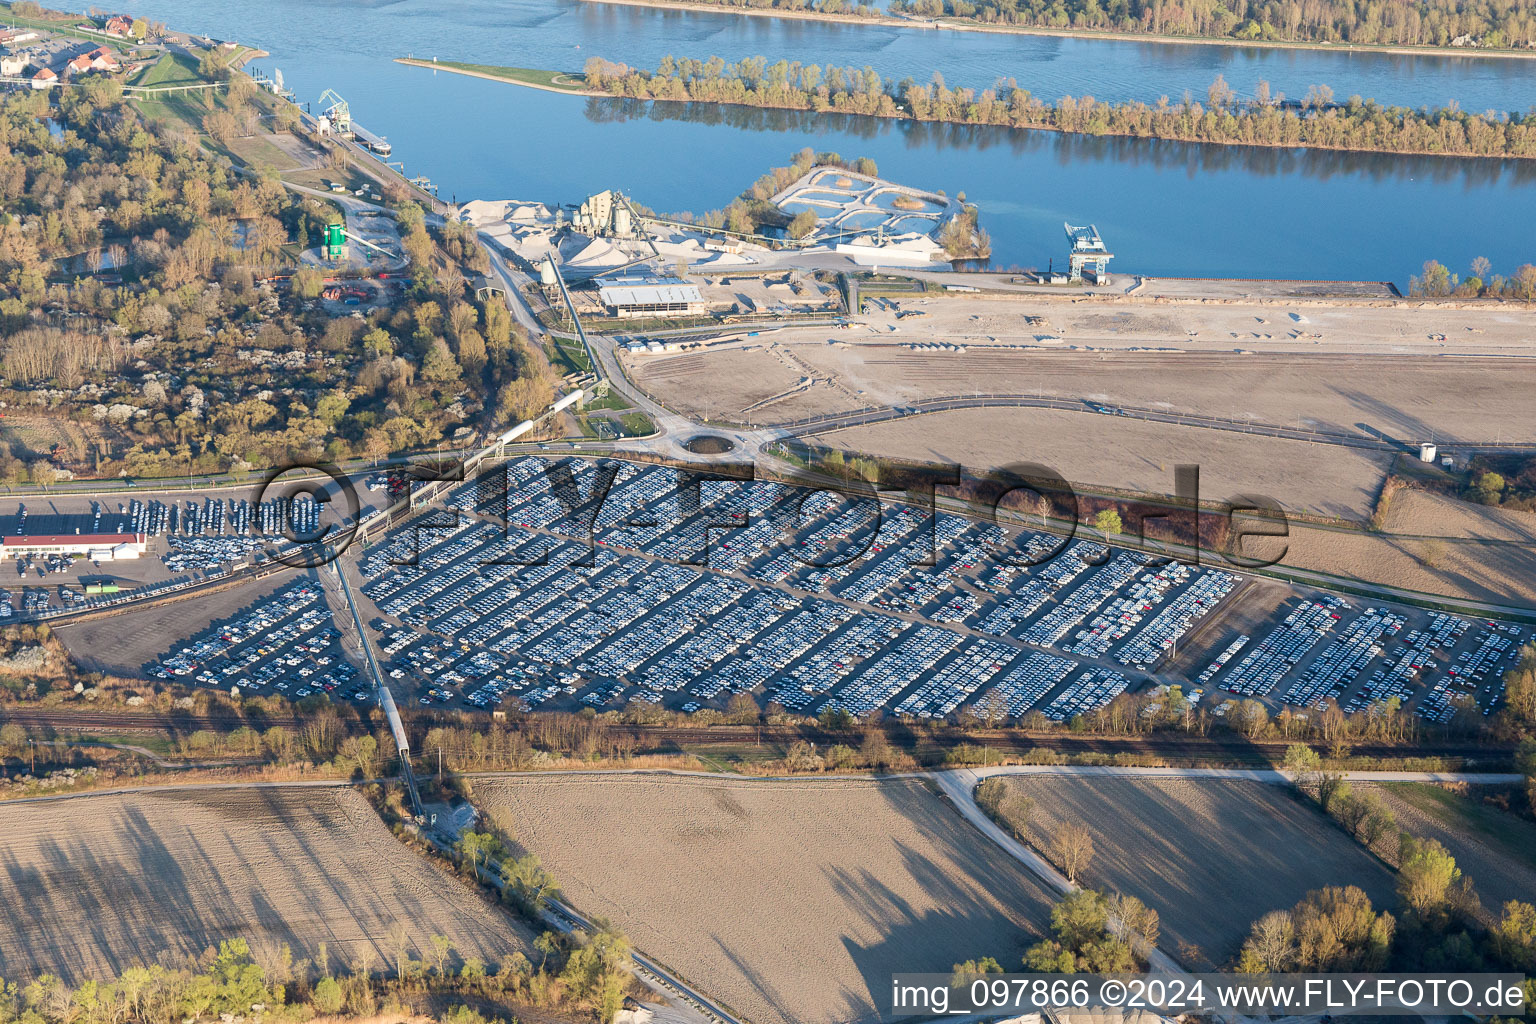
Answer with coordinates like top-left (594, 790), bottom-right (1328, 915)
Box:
top-left (121, 0), bottom-right (1536, 282)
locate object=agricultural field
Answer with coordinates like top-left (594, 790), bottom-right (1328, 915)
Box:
top-left (818, 406), bottom-right (1392, 519)
top-left (1363, 783), bottom-right (1536, 912)
top-left (0, 786), bottom-right (533, 984)
top-left (996, 775), bottom-right (1399, 965)
top-left (474, 774), bottom-right (1057, 1024)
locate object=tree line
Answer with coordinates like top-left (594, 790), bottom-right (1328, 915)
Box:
top-left (1246, 749), bottom-right (1536, 982)
top-left (625, 0), bottom-right (883, 14)
top-left (579, 56), bottom-right (1536, 158)
top-left (888, 0), bottom-right (1536, 47)
top-left (1412, 256), bottom-right (1536, 298)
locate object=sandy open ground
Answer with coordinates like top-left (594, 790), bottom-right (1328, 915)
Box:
top-left (631, 295), bottom-right (1536, 447)
top-left (815, 294), bottom-right (1536, 359)
top-left (0, 786), bottom-right (532, 983)
top-left (475, 774), bottom-right (1056, 1024)
top-left (999, 776), bottom-right (1398, 965)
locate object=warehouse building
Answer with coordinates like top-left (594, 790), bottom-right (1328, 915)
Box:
top-left (1, 533), bottom-right (146, 561)
top-left (596, 275), bottom-right (705, 319)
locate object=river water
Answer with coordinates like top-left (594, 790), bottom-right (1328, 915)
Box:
top-left (123, 0), bottom-right (1536, 281)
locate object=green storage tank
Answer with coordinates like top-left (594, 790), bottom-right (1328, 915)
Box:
top-left (324, 222), bottom-right (347, 261)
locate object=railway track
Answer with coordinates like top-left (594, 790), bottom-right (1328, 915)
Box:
top-left (4, 707), bottom-right (1510, 768)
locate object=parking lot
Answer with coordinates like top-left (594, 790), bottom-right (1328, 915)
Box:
top-left (348, 457), bottom-right (1528, 724)
top-left (148, 578), bottom-right (365, 703)
top-left (0, 494), bottom-right (337, 617)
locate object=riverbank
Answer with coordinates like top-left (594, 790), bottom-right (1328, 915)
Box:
top-left (398, 56), bottom-right (1536, 162)
top-left (575, 0), bottom-right (1536, 61)
top-left (394, 57), bottom-right (597, 94)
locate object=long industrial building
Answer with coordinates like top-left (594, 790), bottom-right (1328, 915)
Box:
top-left (0, 533), bottom-right (146, 560)
top-left (597, 276), bottom-right (705, 319)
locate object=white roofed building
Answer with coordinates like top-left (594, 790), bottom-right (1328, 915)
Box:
top-left (597, 275), bottom-right (705, 319)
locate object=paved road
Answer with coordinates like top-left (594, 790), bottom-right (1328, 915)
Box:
top-left (929, 767), bottom-right (1187, 978)
top-left (482, 245), bottom-right (550, 339)
top-left (773, 392), bottom-right (1536, 453)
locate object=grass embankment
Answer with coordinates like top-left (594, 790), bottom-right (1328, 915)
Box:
top-left (128, 51), bottom-right (202, 89)
top-left (1382, 781), bottom-right (1536, 870)
top-left (546, 334), bottom-right (593, 375)
top-left (393, 58), bottom-right (589, 93)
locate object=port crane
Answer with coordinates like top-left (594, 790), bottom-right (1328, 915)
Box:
top-left (317, 89), bottom-right (351, 133)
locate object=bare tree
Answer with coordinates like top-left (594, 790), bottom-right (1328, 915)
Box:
top-left (1054, 825), bottom-right (1095, 884)
top-left (428, 934), bottom-right (453, 977)
top-left (387, 923), bottom-right (412, 984)
top-left (1242, 910), bottom-right (1298, 972)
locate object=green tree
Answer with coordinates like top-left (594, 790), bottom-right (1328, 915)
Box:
top-left (315, 391), bottom-right (351, 428)
top-left (1052, 888), bottom-right (1110, 949)
top-left (1517, 738), bottom-right (1536, 815)
top-left (1414, 260), bottom-right (1455, 297)
top-left (1474, 471), bottom-right (1507, 505)
top-left (363, 327), bottom-right (395, 359)
top-left (787, 209), bottom-right (819, 239)
top-left (1283, 743), bottom-right (1321, 790)
top-left (1397, 835), bottom-right (1461, 917)
top-left (818, 706), bottom-right (854, 730)
top-left (290, 266), bottom-right (325, 299)
top-left (1490, 900), bottom-right (1536, 969)
top-left (0, 722), bottom-right (26, 755)
top-left (1092, 508), bottom-right (1123, 537)
top-left (950, 957), bottom-right (1003, 987)
top-left (456, 831), bottom-right (504, 878)
top-left (503, 854), bottom-right (561, 913)
top-left (312, 976), bottom-right (344, 1013)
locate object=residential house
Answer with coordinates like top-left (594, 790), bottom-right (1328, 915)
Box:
top-left (0, 55), bottom-right (29, 77)
top-left (103, 15), bottom-right (132, 36)
top-left (31, 66), bottom-right (56, 89)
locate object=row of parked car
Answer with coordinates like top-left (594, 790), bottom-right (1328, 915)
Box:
top-left (355, 457), bottom-right (1528, 725)
top-left (152, 582), bottom-right (365, 702)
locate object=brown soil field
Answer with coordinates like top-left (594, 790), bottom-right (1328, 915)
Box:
top-left (999, 776), bottom-right (1398, 965)
top-left (474, 774), bottom-right (1056, 1024)
top-left (1281, 521), bottom-right (1536, 606)
top-left (818, 406), bottom-right (1391, 519)
top-left (791, 408), bottom-right (1536, 604)
top-left (1379, 488), bottom-right (1536, 546)
top-left (629, 345), bottom-right (863, 424)
top-left (0, 786), bottom-right (533, 983)
top-left (1361, 783), bottom-right (1536, 914)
